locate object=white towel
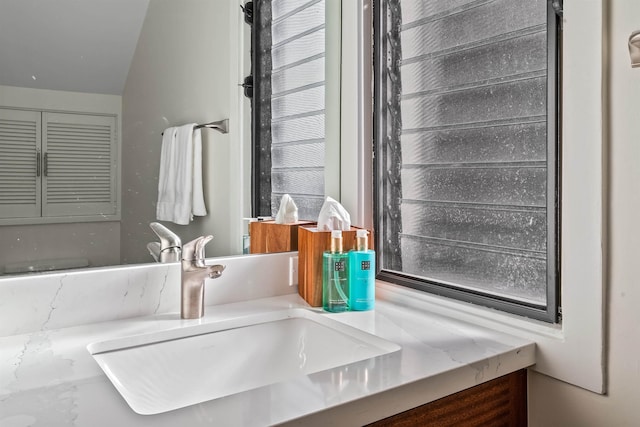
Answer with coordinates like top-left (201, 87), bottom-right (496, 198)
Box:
top-left (156, 124), bottom-right (207, 225)
top-left (191, 127), bottom-right (207, 217)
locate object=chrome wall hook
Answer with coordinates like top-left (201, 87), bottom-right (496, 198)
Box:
top-left (629, 30), bottom-right (640, 68)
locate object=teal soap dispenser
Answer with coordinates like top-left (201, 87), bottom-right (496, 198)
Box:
top-left (322, 230), bottom-right (350, 312)
top-left (349, 229), bottom-right (375, 311)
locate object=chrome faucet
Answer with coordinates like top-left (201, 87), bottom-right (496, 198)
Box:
top-left (148, 222), bottom-right (182, 263)
top-left (181, 235), bottom-right (225, 319)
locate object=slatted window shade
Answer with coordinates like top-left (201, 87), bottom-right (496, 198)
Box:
top-left (0, 108), bottom-right (41, 218)
top-left (269, 0), bottom-right (326, 220)
top-left (377, 0), bottom-right (557, 318)
top-left (0, 108), bottom-right (117, 222)
top-left (43, 113), bottom-right (117, 217)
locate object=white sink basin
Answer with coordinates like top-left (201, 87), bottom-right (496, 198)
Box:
top-left (88, 309), bottom-right (400, 415)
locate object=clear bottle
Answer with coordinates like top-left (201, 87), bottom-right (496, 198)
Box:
top-left (322, 230), bottom-right (350, 312)
top-left (348, 229), bottom-right (375, 311)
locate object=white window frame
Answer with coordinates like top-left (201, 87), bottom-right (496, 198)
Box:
top-left (341, 0), bottom-right (606, 394)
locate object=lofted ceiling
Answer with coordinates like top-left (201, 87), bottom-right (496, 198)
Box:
top-left (0, 0), bottom-right (149, 95)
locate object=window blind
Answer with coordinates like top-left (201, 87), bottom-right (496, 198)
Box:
top-left (269, 0), bottom-right (326, 220)
top-left (379, 0), bottom-right (553, 307)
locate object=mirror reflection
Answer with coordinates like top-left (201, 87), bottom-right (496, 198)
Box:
top-left (0, 0), bottom-right (338, 277)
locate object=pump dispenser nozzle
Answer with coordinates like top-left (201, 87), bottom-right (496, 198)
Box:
top-left (330, 230), bottom-right (343, 253)
top-left (355, 229), bottom-right (369, 251)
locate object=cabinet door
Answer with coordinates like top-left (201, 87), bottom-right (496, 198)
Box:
top-left (368, 370), bottom-right (527, 427)
top-left (0, 108), bottom-right (41, 219)
top-left (42, 112), bottom-right (117, 217)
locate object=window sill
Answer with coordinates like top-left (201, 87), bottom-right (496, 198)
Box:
top-left (376, 281), bottom-right (562, 338)
top-left (376, 279), bottom-right (603, 394)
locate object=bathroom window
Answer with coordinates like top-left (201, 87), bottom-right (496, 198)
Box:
top-left (252, 0), bottom-right (327, 219)
top-left (374, 0), bottom-right (561, 322)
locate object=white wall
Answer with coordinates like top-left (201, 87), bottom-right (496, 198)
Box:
top-left (121, 0), bottom-right (241, 264)
top-left (0, 223), bottom-right (120, 270)
top-left (528, 0), bottom-right (640, 425)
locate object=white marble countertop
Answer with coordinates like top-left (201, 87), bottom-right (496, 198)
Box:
top-left (0, 291), bottom-right (535, 426)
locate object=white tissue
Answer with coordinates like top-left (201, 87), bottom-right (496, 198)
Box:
top-left (275, 194), bottom-right (299, 224)
top-left (317, 196), bottom-right (351, 231)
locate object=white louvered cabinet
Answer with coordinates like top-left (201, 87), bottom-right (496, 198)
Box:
top-left (0, 108), bottom-right (118, 223)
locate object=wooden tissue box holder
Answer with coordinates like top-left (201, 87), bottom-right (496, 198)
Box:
top-left (297, 226), bottom-right (374, 307)
top-left (249, 220), bottom-right (315, 254)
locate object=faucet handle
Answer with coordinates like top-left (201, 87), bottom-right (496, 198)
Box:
top-left (150, 222), bottom-right (182, 251)
top-left (182, 235), bottom-right (213, 262)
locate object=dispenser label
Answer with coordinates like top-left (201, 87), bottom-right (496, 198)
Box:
top-left (334, 261), bottom-right (345, 272)
top-left (361, 261), bottom-right (371, 271)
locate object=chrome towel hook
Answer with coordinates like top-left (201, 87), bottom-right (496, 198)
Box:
top-left (629, 30), bottom-right (640, 68)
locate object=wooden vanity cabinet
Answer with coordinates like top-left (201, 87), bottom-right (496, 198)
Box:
top-left (368, 370), bottom-right (527, 427)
